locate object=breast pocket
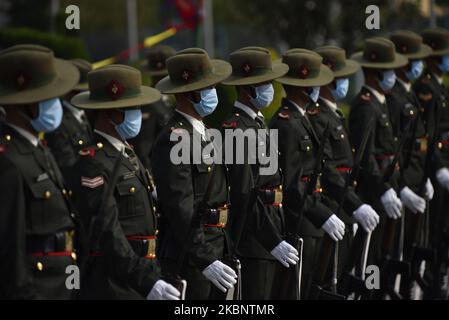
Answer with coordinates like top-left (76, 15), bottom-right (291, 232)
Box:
top-left (28, 179), bottom-right (61, 231)
top-left (193, 163), bottom-right (212, 197)
top-left (376, 115), bottom-right (393, 147)
top-left (115, 177), bottom-right (145, 219)
top-left (299, 136), bottom-right (313, 153)
top-left (329, 126), bottom-right (350, 159)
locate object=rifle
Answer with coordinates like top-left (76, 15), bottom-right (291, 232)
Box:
top-left (313, 119), bottom-right (375, 299)
top-left (378, 117), bottom-right (416, 300)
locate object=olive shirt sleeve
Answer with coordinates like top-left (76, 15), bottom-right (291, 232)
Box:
top-left (74, 156), bottom-right (160, 298)
top-left (0, 156), bottom-right (35, 299)
top-left (270, 115), bottom-right (333, 229)
top-left (349, 100), bottom-right (391, 197)
top-left (151, 131), bottom-right (220, 271)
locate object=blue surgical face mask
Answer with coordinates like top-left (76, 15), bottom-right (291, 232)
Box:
top-left (439, 55), bottom-right (449, 73)
top-left (115, 109), bottom-right (142, 140)
top-left (191, 88), bottom-right (219, 117)
top-left (379, 70), bottom-right (396, 91)
top-left (406, 60), bottom-right (424, 81)
top-left (250, 83), bottom-right (274, 109)
top-left (331, 78), bottom-right (349, 101)
top-left (31, 98), bottom-right (63, 133)
top-left (308, 86), bottom-right (320, 103)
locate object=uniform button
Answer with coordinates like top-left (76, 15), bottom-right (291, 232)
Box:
top-left (385, 122), bottom-right (389, 126)
top-left (410, 110), bottom-right (414, 115)
top-left (129, 187), bottom-right (136, 193)
top-left (96, 142), bottom-right (103, 148)
top-left (71, 252), bottom-right (77, 261)
top-left (261, 153), bottom-right (265, 157)
top-left (228, 186), bottom-right (231, 191)
top-left (36, 262), bottom-right (43, 271)
top-left (78, 139), bottom-right (84, 145)
top-left (5, 134), bottom-right (11, 141)
top-left (155, 229), bottom-right (159, 235)
top-left (207, 166), bottom-right (211, 173)
top-left (147, 185), bottom-right (151, 191)
top-left (438, 142), bottom-right (443, 149)
top-left (306, 146), bottom-right (310, 151)
top-left (62, 189), bottom-right (67, 196)
top-left (44, 191), bottom-right (51, 199)
top-left (340, 134), bottom-right (345, 139)
top-left (394, 137), bottom-right (398, 142)
top-left (152, 206), bottom-right (156, 212)
top-left (68, 190), bottom-right (73, 197)
top-left (352, 148), bottom-right (356, 153)
top-left (278, 203), bottom-right (283, 208)
top-left (353, 181), bottom-right (358, 187)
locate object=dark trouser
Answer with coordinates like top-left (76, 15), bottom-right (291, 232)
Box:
top-left (301, 236), bottom-right (323, 299)
top-left (239, 257), bottom-right (277, 300)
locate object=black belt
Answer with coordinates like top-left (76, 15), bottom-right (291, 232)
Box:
top-left (26, 231), bottom-right (73, 254)
top-left (258, 186), bottom-right (283, 206)
top-left (201, 205), bottom-right (229, 228)
top-left (126, 235), bottom-right (157, 259)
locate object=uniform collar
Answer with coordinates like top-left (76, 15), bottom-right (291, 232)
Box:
top-left (94, 129), bottom-right (130, 156)
top-left (175, 109), bottom-right (206, 140)
top-left (6, 123), bottom-right (39, 147)
top-left (397, 78), bottom-right (411, 93)
top-left (364, 85), bottom-right (386, 104)
top-left (63, 100), bottom-right (86, 124)
top-left (286, 99), bottom-right (306, 116)
top-left (234, 101), bottom-right (264, 120)
top-left (320, 97), bottom-right (338, 113)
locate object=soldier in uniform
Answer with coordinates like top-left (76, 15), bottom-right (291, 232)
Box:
top-left (70, 64), bottom-right (180, 300)
top-left (386, 31), bottom-right (435, 298)
top-left (414, 27), bottom-right (449, 298)
top-left (45, 59), bottom-right (94, 187)
top-left (152, 48), bottom-right (238, 299)
top-left (349, 38), bottom-right (408, 270)
top-left (312, 46), bottom-right (380, 286)
top-left (270, 49), bottom-right (349, 299)
top-left (0, 44), bottom-right (79, 299)
top-left (220, 47), bottom-right (299, 300)
top-left (130, 45), bottom-right (176, 172)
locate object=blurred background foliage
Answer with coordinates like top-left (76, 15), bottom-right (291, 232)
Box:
top-left (0, 0), bottom-right (448, 127)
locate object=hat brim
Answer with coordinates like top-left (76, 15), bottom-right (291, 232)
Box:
top-left (0, 59), bottom-right (80, 105)
top-left (429, 47), bottom-right (449, 57)
top-left (351, 52), bottom-right (408, 69)
top-left (275, 64), bottom-right (334, 87)
top-left (333, 59), bottom-right (360, 78)
top-left (70, 86), bottom-right (161, 110)
top-left (221, 61), bottom-right (289, 86)
top-left (401, 44), bottom-right (433, 60)
top-left (156, 59), bottom-right (232, 94)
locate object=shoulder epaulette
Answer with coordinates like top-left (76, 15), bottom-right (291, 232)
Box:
top-left (418, 92), bottom-right (433, 102)
top-left (307, 103), bottom-right (320, 116)
top-left (278, 111), bottom-right (291, 119)
top-left (361, 91), bottom-right (372, 101)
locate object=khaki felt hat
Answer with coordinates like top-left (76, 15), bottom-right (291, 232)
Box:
top-left (421, 27), bottom-right (449, 57)
top-left (0, 44), bottom-right (80, 105)
top-left (275, 48), bottom-right (334, 87)
top-left (142, 45), bottom-right (176, 77)
top-left (70, 58), bottom-right (92, 91)
top-left (71, 64), bottom-right (161, 109)
top-left (222, 46), bottom-right (289, 86)
top-left (314, 46), bottom-right (359, 78)
top-left (389, 30), bottom-right (432, 60)
top-left (156, 48), bottom-right (232, 94)
top-left (351, 37), bottom-right (408, 69)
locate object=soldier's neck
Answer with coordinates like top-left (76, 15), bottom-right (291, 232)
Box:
top-left (5, 109), bottom-right (38, 137)
top-left (176, 101), bottom-right (202, 121)
top-left (286, 90), bottom-right (309, 109)
top-left (95, 121), bottom-right (124, 142)
top-left (320, 85), bottom-right (335, 102)
top-left (236, 94), bottom-right (258, 114)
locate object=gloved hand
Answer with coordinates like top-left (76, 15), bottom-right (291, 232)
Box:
top-left (270, 240), bottom-right (299, 268)
top-left (146, 280), bottom-right (181, 300)
top-left (400, 186), bottom-right (426, 214)
top-left (353, 204), bottom-right (380, 232)
top-left (322, 214), bottom-right (345, 241)
top-left (424, 178), bottom-right (434, 201)
top-left (380, 188), bottom-right (402, 219)
top-left (436, 167), bottom-right (449, 192)
top-left (202, 260), bottom-right (237, 293)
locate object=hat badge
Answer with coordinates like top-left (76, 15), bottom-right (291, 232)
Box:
top-left (242, 63), bottom-right (252, 75)
top-left (401, 44), bottom-right (408, 53)
top-left (299, 64), bottom-right (310, 79)
top-left (107, 80), bottom-right (124, 100)
top-left (16, 72), bottom-right (29, 90)
top-left (370, 52), bottom-right (377, 61)
top-left (156, 61), bottom-right (163, 69)
top-left (182, 70), bottom-right (190, 82)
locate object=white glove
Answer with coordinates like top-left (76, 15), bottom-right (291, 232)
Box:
top-left (270, 240), bottom-right (299, 268)
top-left (202, 260), bottom-right (237, 293)
top-left (436, 167), bottom-right (449, 192)
top-left (400, 186), bottom-right (426, 214)
top-left (380, 188), bottom-right (402, 219)
top-left (353, 204), bottom-right (380, 232)
top-left (424, 178), bottom-right (434, 201)
top-left (322, 214), bottom-right (345, 241)
top-left (146, 280), bottom-right (180, 300)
